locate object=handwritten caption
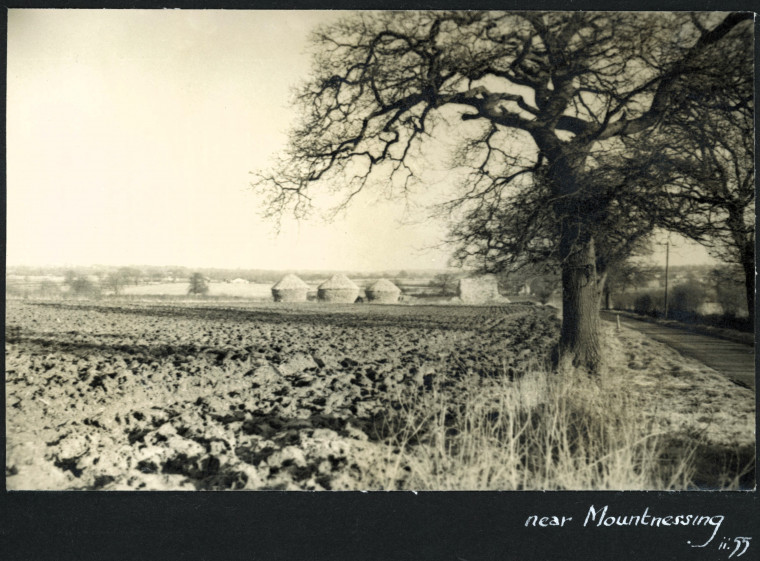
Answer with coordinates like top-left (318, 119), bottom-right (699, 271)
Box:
top-left (525, 505), bottom-right (752, 558)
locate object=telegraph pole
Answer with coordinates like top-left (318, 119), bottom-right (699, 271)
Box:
top-left (663, 240), bottom-right (669, 319)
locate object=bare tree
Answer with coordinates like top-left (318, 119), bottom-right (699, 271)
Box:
top-left (255, 11), bottom-right (751, 374)
top-left (499, 262), bottom-right (556, 295)
top-left (66, 275), bottom-right (100, 298)
top-left (117, 267), bottom-right (143, 287)
top-left (639, 36), bottom-right (754, 318)
top-left (710, 266), bottom-right (748, 319)
top-left (104, 272), bottom-right (125, 296)
top-left (603, 259), bottom-right (658, 310)
top-left (429, 272), bottom-right (458, 296)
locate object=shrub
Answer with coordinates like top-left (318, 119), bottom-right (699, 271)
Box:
top-left (67, 276), bottom-right (101, 298)
top-left (669, 279), bottom-right (708, 321)
top-left (634, 293), bottom-right (656, 316)
top-left (713, 272), bottom-right (747, 318)
top-left (188, 273), bottom-right (209, 296)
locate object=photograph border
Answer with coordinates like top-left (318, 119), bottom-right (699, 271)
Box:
top-left (2, 0), bottom-right (757, 559)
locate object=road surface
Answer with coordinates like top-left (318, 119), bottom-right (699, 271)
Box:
top-left (601, 311), bottom-right (755, 389)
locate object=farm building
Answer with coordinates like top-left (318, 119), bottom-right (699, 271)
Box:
top-left (458, 275), bottom-right (507, 304)
top-left (318, 274), bottom-right (360, 303)
top-left (366, 278), bottom-right (401, 303)
top-left (271, 274), bottom-right (309, 302)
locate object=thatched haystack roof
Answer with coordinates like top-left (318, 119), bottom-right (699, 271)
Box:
top-left (318, 274), bottom-right (359, 290)
top-left (273, 274), bottom-right (309, 290)
top-left (366, 279), bottom-right (401, 303)
top-left (367, 279), bottom-right (400, 293)
top-left (272, 274), bottom-right (309, 302)
top-left (318, 274), bottom-right (360, 303)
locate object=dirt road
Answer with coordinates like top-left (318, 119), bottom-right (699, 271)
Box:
top-left (601, 311), bottom-right (755, 389)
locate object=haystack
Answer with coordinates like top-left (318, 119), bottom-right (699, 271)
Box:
top-left (365, 278), bottom-right (401, 303)
top-left (317, 274), bottom-right (360, 303)
top-left (458, 274), bottom-right (508, 304)
top-left (271, 274), bottom-right (309, 302)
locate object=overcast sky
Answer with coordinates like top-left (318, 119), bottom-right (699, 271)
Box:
top-left (6, 9), bottom-right (713, 271)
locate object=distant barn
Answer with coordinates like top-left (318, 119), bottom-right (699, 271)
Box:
top-left (458, 275), bottom-right (507, 304)
top-left (318, 274), bottom-right (360, 303)
top-left (366, 278), bottom-right (401, 303)
top-left (271, 274), bottom-right (309, 302)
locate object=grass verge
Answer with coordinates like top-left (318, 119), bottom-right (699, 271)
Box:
top-left (371, 326), bottom-right (754, 491)
top-left (373, 368), bottom-right (695, 490)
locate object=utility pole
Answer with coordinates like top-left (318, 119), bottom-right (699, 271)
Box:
top-left (663, 240), bottom-right (669, 319)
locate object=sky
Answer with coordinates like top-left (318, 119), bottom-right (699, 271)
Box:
top-left (6, 9), bottom-right (716, 271)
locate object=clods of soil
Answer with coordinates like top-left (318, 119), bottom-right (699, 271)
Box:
top-left (6, 300), bottom-right (557, 490)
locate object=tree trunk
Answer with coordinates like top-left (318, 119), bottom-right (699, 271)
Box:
top-left (558, 230), bottom-right (604, 375)
top-left (728, 208), bottom-right (754, 324)
top-left (740, 250), bottom-right (754, 325)
top-left (543, 143), bottom-right (605, 375)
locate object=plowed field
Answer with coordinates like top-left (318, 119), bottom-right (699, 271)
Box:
top-left (5, 300), bottom-right (558, 490)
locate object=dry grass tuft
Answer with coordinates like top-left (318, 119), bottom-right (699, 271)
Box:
top-left (372, 367), bottom-right (696, 490)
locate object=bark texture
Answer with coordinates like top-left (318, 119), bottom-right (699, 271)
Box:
top-left (558, 232), bottom-right (603, 373)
